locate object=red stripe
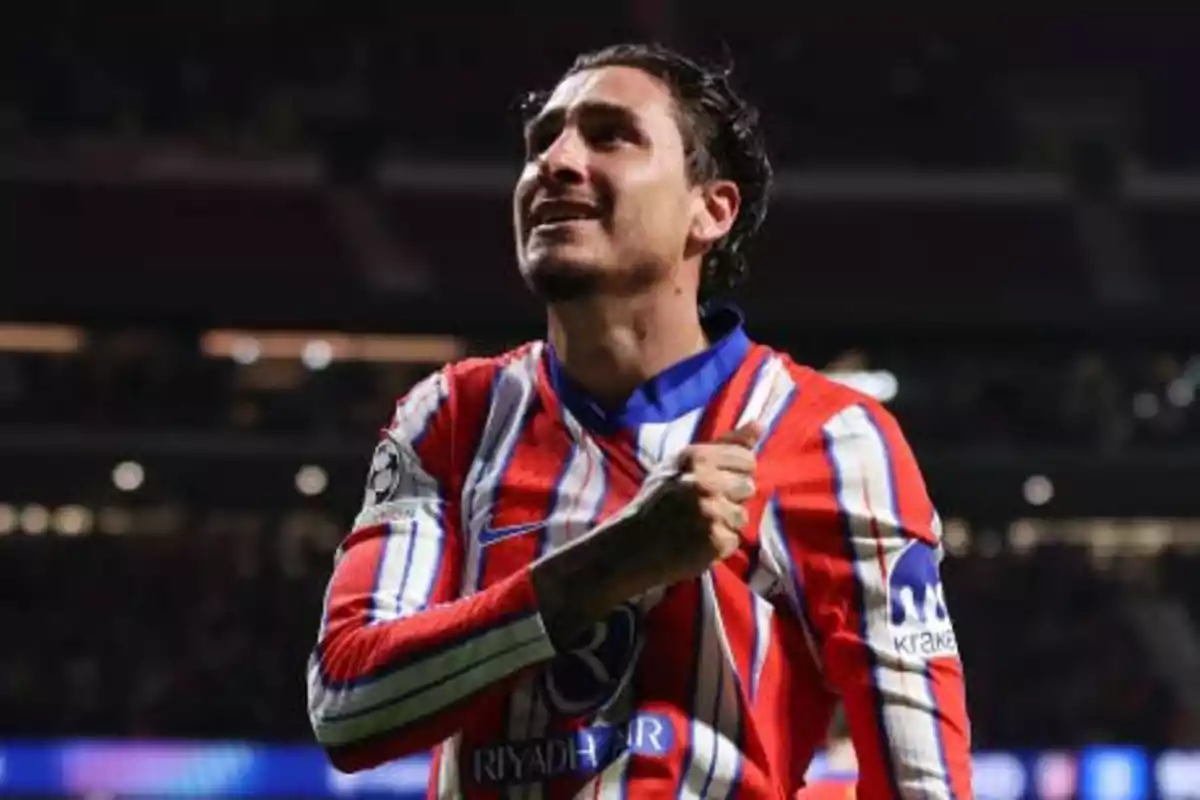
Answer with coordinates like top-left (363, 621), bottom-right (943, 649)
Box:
top-left (862, 402), bottom-right (937, 545)
top-left (452, 364), bottom-right (571, 799)
top-left (621, 347), bottom-right (770, 795)
top-left (321, 569), bottom-right (543, 773)
top-left (766, 613), bottom-right (838, 793)
top-left (426, 745), bottom-right (443, 797)
top-left (772, 417), bottom-right (898, 800)
top-left (541, 438), bottom-right (637, 800)
top-left (318, 353), bottom-right (538, 779)
top-left (929, 656), bottom-right (974, 798)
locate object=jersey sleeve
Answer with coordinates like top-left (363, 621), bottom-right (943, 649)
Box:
top-left (306, 368), bottom-right (557, 773)
top-left (772, 400), bottom-right (974, 800)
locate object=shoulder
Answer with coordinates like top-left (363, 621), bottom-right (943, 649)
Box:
top-left (752, 345), bottom-right (906, 447)
top-left (438, 341), bottom-right (544, 405)
top-left (389, 343), bottom-right (543, 428)
top-left (380, 342), bottom-right (544, 481)
top-left (755, 346), bottom-right (938, 543)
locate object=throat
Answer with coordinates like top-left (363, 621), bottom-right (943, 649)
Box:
top-left (552, 317), bottom-right (708, 410)
top-left (544, 302), bottom-right (751, 433)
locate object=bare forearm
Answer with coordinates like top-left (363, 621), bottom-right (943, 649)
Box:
top-left (530, 513), bottom-right (645, 648)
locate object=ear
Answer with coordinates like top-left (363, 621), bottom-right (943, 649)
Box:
top-left (689, 179), bottom-right (740, 251)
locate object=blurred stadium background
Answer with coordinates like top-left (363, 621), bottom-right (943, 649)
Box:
top-left (3, 7), bottom-right (1200, 799)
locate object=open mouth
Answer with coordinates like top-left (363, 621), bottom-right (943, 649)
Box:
top-left (529, 201), bottom-right (601, 232)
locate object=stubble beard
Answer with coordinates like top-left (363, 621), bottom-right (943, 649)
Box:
top-left (524, 255), bottom-right (664, 304)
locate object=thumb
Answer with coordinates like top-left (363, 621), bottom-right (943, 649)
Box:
top-left (717, 420), bottom-right (763, 448)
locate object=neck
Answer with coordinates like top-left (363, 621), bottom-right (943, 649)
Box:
top-left (547, 286), bottom-right (708, 407)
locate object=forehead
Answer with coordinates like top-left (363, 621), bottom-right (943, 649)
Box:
top-left (542, 65), bottom-right (679, 126)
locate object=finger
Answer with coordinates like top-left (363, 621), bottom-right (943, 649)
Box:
top-left (716, 421), bottom-right (763, 449)
top-left (678, 443), bottom-right (757, 474)
top-left (723, 470), bottom-right (757, 503)
top-left (687, 465), bottom-right (756, 501)
top-left (705, 495), bottom-right (750, 533)
top-left (711, 525), bottom-right (741, 560)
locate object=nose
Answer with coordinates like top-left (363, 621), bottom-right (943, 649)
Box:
top-left (537, 128), bottom-right (587, 187)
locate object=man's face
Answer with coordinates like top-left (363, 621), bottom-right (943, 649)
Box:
top-left (513, 65), bottom-right (701, 301)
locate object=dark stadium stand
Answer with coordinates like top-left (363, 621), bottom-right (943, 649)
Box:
top-left (0, 529), bottom-right (1178, 752)
top-left (0, 181), bottom-right (1114, 328)
top-left (1136, 206), bottom-right (1200, 294)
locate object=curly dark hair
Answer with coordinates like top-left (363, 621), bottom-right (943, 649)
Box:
top-left (519, 43), bottom-right (774, 302)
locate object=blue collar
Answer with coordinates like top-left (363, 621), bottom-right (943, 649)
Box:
top-left (546, 305), bottom-right (751, 433)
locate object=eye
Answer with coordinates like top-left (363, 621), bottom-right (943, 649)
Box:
top-left (525, 127), bottom-right (556, 160)
top-left (586, 120), bottom-right (633, 150)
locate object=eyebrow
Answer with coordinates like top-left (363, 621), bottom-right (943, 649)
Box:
top-left (524, 100), bottom-right (641, 142)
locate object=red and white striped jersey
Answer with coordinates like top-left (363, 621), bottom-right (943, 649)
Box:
top-left (307, 309), bottom-right (974, 799)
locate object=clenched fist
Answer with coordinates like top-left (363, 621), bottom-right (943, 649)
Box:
top-left (532, 422), bottom-right (762, 648)
top-left (622, 421), bottom-right (762, 584)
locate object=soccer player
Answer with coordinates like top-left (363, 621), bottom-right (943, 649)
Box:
top-left (307, 43), bottom-right (973, 799)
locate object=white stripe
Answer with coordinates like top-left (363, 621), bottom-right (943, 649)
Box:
top-left (391, 368), bottom-right (450, 440)
top-left (748, 592), bottom-right (775, 702)
top-left (735, 356), bottom-right (786, 425)
top-left (581, 412), bottom-right (700, 798)
top-left (331, 370), bottom-right (450, 630)
top-left (581, 754), bottom-right (630, 799)
top-left (504, 440), bottom-right (608, 800)
top-left (824, 404), bottom-right (953, 798)
top-left (633, 408), bottom-right (703, 471)
top-left (677, 574), bottom-right (742, 799)
top-left (436, 733), bottom-right (462, 799)
top-left (756, 500), bottom-right (822, 671)
top-left (746, 520), bottom-right (783, 705)
top-left (365, 464), bottom-right (445, 623)
top-left (461, 346), bottom-right (543, 595)
top-left (311, 615), bottom-right (554, 747)
top-left (503, 672), bottom-right (543, 800)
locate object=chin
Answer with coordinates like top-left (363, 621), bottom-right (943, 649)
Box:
top-left (521, 248), bottom-right (665, 303)
top-left (522, 256), bottom-right (608, 303)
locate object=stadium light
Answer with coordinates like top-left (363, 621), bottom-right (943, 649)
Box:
top-left (301, 340), bottom-right (334, 370)
top-left (1008, 520), bottom-right (1038, 554)
top-left (231, 336), bottom-right (262, 365)
top-left (0, 504), bottom-right (16, 535)
top-left (1023, 475), bottom-right (1054, 507)
top-left (1167, 378), bottom-right (1195, 408)
top-left (112, 461), bottom-right (144, 492)
top-left (53, 505), bottom-right (93, 537)
top-left (20, 504), bottom-right (50, 535)
top-left (295, 465), bottom-right (328, 496)
top-left (1132, 391), bottom-right (1159, 419)
top-left (941, 518), bottom-right (970, 557)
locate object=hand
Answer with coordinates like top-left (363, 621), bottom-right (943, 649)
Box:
top-left (623, 420), bottom-right (763, 585)
top-left (532, 422), bottom-right (762, 647)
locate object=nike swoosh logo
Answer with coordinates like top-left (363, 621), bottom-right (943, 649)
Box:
top-left (478, 521), bottom-right (548, 546)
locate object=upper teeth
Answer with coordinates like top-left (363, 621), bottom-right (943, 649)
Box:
top-left (538, 209), bottom-right (591, 224)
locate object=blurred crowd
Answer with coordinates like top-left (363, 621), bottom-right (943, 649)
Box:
top-left (2, 527), bottom-right (1195, 751)
top-left (3, 337), bottom-right (1199, 450)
